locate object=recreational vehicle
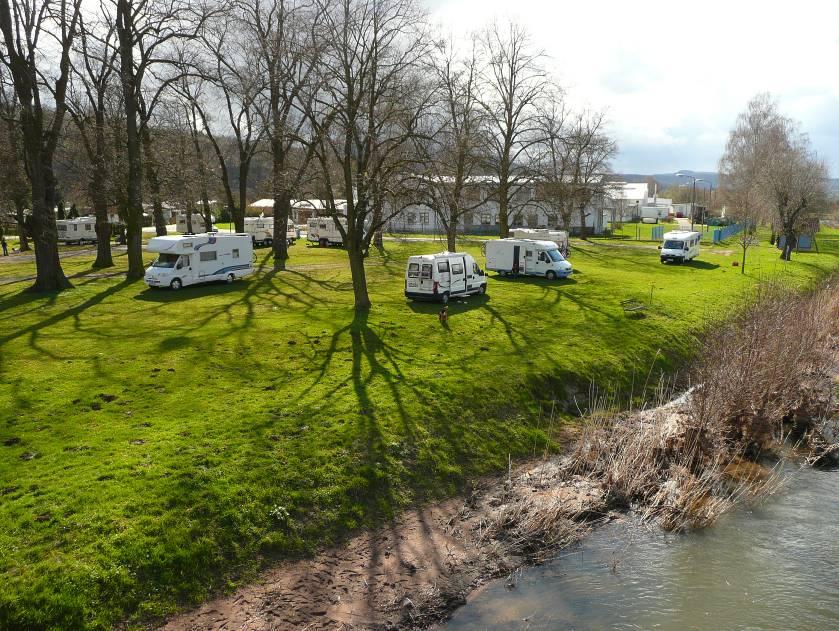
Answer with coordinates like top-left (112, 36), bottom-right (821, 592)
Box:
top-left (243, 216), bottom-right (296, 247)
top-left (405, 251), bottom-right (487, 303)
top-left (640, 206), bottom-right (668, 224)
top-left (484, 239), bottom-right (573, 280)
top-left (176, 212), bottom-right (215, 234)
top-left (659, 230), bottom-right (701, 264)
top-left (144, 233), bottom-right (254, 290)
top-left (307, 217), bottom-right (348, 246)
top-left (510, 228), bottom-right (569, 255)
top-left (56, 217), bottom-right (98, 244)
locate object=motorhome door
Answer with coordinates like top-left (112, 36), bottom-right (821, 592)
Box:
top-left (449, 257), bottom-right (467, 294)
top-left (513, 245), bottom-right (521, 273)
top-left (176, 254), bottom-right (194, 284)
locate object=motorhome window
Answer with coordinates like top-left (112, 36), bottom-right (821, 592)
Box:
top-left (232, 249), bottom-right (240, 259)
top-left (319, 222), bottom-right (327, 230)
top-left (152, 253), bottom-right (180, 268)
top-left (437, 261), bottom-right (449, 273)
top-left (525, 249), bottom-right (533, 257)
top-left (546, 249), bottom-right (565, 262)
top-left (451, 262), bottom-right (464, 274)
top-left (58, 225), bottom-right (66, 231)
top-left (663, 240), bottom-right (683, 249)
top-left (408, 263), bottom-right (420, 278)
top-left (199, 250), bottom-right (217, 262)
top-left (421, 264), bottom-right (432, 279)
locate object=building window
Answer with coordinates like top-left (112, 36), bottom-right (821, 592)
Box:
top-left (85, 224), bottom-right (92, 230)
top-left (546, 213), bottom-right (558, 225)
top-left (407, 212), bottom-right (417, 224)
top-left (480, 213), bottom-right (491, 225)
top-left (72, 224), bottom-right (78, 231)
top-left (199, 250), bottom-right (217, 262)
top-left (419, 212), bottom-right (429, 224)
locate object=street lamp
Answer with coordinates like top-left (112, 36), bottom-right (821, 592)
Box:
top-left (696, 180), bottom-right (713, 230)
top-left (676, 173), bottom-right (705, 230)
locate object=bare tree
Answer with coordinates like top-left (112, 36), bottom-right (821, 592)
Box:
top-left (566, 110), bottom-right (616, 238)
top-left (412, 38), bottom-right (488, 252)
top-left (66, 7), bottom-right (119, 268)
top-left (479, 21), bottom-right (547, 238)
top-left (0, 77), bottom-right (31, 250)
top-left (306, 0), bottom-right (433, 309)
top-left (532, 90), bottom-right (572, 231)
top-left (0, 0), bottom-right (81, 290)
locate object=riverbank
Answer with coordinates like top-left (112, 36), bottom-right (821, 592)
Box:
top-left (161, 277), bottom-right (838, 630)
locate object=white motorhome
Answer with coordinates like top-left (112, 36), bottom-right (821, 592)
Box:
top-left (640, 206), bottom-right (668, 224)
top-left (243, 216), bottom-right (296, 247)
top-left (510, 228), bottom-right (569, 255)
top-left (144, 233), bottom-right (254, 290)
top-left (484, 239), bottom-right (573, 280)
top-left (307, 216), bottom-right (348, 246)
top-left (659, 230), bottom-right (701, 264)
top-left (176, 212), bottom-right (215, 234)
top-left (405, 251), bottom-right (487, 303)
top-left (57, 217), bottom-right (98, 244)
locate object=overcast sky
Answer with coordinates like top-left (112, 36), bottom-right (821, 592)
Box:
top-left (427, 0), bottom-right (839, 176)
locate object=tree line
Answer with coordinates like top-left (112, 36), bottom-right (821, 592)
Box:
top-left (1, 0), bottom-right (618, 309)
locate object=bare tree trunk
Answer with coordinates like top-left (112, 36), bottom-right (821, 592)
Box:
top-left (347, 239), bottom-right (371, 310)
top-left (497, 180), bottom-right (510, 238)
top-left (117, 0), bottom-right (145, 280)
top-left (91, 112), bottom-right (113, 268)
top-left (14, 202), bottom-right (29, 251)
top-left (141, 127), bottom-right (167, 236)
top-left (272, 191), bottom-right (290, 271)
top-left (446, 223), bottom-right (457, 252)
top-left (578, 205), bottom-right (588, 240)
top-left (781, 231), bottom-right (795, 261)
top-left (29, 169), bottom-right (71, 291)
top-left (235, 158), bottom-right (248, 233)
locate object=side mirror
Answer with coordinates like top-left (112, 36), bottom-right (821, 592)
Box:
top-left (657, 245), bottom-right (662, 250)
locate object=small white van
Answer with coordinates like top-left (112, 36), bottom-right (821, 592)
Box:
top-left (176, 212), bottom-right (215, 234)
top-left (57, 217), bottom-right (98, 244)
top-left (405, 252), bottom-right (487, 304)
top-left (307, 216), bottom-right (347, 246)
top-left (485, 238), bottom-right (573, 280)
top-left (660, 230), bottom-right (701, 264)
top-left (243, 216), bottom-right (296, 247)
top-left (144, 233), bottom-right (254, 290)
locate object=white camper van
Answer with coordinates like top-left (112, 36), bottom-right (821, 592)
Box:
top-left (307, 217), bottom-right (348, 247)
top-left (405, 251), bottom-right (487, 303)
top-left (243, 216), bottom-right (296, 247)
top-left (176, 212), bottom-right (215, 234)
top-left (57, 217), bottom-right (98, 244)
top-left (510, 228), bottom-right (569, 255)
top-left (144, 233), bottom-right (254, 290)
top-left (659, 230), bottom-right (701, 264)
top-left (485, 238), bottom-right (573, 280)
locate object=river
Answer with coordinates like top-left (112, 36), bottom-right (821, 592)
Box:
top-left (444, 466), bottom-right (838, 630)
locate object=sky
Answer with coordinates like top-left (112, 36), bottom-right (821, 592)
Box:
top-left (427, 0), bottom-right (839, 177)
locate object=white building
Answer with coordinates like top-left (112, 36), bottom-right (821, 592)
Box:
top-left (248, 199), bottom-right (348, 224)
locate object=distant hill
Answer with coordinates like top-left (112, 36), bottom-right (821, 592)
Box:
top-left (618, 171), bottom-right (839, 199)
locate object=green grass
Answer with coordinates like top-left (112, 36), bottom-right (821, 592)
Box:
top-left (0, 232), bottom-right (837, 629)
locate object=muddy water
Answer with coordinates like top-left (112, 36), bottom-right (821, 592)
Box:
top-left (445, 467), bottom-right (838, 630)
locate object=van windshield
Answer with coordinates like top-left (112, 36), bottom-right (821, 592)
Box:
top-left (546, 249), bottom-right (565, 262)
top-left (152, 253), bottom-right (180, 268)
top-left (663, 240), bottom-right (684, 249)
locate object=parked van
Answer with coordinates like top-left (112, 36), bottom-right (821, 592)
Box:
top-left (307, 216), bottom-right (348, 246)
top-left (659, 230), bottom-right (701, 264)
top-left (405, 251), bottom-right (487, 304)
top-left (57, 217), bottom-right (98, 244)
top-left (144, 233), bottom-right (254, 290)
top-left (176, 212), bottom-right (215, 234)
top-left (484, 238), bottom-right (573, 280)
top-left (510, 228), bottom-right (569, 255)
top-left (243, 216), bottom-right (296, 247)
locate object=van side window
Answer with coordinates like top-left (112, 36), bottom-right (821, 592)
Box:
top-left (437, 261), bottom-right (449, 273)
top-left (525, 249), bottom-right (533, 258)
top-left (451, 263), bottom-right (464, 274)
top-left (473, 262), bottom-right (480, 274)
top-left (538, 252), bottom-right (548, 262)
top-left (421, 264), bottom-right (432, 279)
top-left (408, 263), bottom-right (419, 278)
top-left (199, 250), bottom-right (217, 262)
top-left (232, 249), bottom-right (239, 259)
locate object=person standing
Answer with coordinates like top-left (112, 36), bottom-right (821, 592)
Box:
top-left (1, 236), bottom-right (8, 256)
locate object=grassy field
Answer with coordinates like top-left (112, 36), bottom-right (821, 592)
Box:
top-left (0, 231), bottom-right (837, 628)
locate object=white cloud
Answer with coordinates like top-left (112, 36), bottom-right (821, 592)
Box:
top-left (427, 0), bottom-right (839, 175)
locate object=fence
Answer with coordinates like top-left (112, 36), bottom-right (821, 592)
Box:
top-left (712, 223), bottom-right (743, 244)
top-left (651, 225), bottom-right (664, 240)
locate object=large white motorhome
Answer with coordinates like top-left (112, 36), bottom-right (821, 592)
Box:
top-left (484, 238), bottom-right (573, 280)
top-left (144, 233), bottom-right (254, 290)
top-left (307, 216), bottom-right (348, 246)
top-left (659, 230), bottom-right (701, 264)
top-left (56, 217), bottom-right (98, 244)
top-left (405, 251), bottom-right (487, 304)
top-left (176, 212), bottom-right (215, 234)
top-left (243, 216), bottom-right (296, 247)
top-left (640, 205), bottom-right (668, 224)
top-left (510, 228), bottom-right (569, 255)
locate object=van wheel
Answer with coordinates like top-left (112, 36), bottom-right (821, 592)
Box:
top-left (226, 273), bottom-right (235, 283)
top-left (319, 238), bottom-right (328, 247)
top-left (170, 278), bottom-right (182, 290)
top-left (479, 284), bottom-right (487, 295)
top-left (441, 292), bottom-right (450, 305)
top-left (546, 270), bottom-right (557, 280)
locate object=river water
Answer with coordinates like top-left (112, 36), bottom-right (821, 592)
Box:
top-left (445, 466), bottom-right (838, 630)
